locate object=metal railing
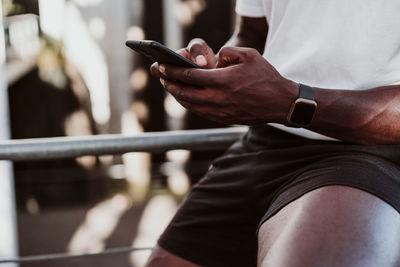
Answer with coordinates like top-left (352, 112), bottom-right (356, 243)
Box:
top-left (0, 127), bottom-right (247, 161)
top-left (0, 127), bottom-right (247, 264)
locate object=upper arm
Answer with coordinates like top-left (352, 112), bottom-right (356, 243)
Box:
top-left (230, 16), bottom-right (268, 54)
top-left (230, 0), bottom-right (268, 53)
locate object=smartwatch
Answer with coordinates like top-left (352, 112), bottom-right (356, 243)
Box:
top-left (286, 84), bottom-right (317, 127)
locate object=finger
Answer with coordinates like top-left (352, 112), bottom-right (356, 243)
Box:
top-left (167, 91), bottom-right (229, 125)
top-left (175, 99), bottom-right (212, 118)
top-left (159, 64), bottom-right (226, 87)
top-left (151, 62), bottom-right (173, 80)
top-left (174, 97), bottom-right (195, 110)
top-left (175, 98), bottom-right (230, 125)
top-left (216, 46), bottom-right (259, 68)
top-left (188, 38), bottom-right (212, 67)
top-left (160, 78), bottom-right (215, 105)
top-left (150, 62), bottom-right (162, 78)
top-left (151, 48), bottom-right (192, 77)
top-left (176, 48), bottom-right (191, 59)
top-left (172, 95), bottom-right (217, 119)
top-left (175, 47), bottom-right (204, 69)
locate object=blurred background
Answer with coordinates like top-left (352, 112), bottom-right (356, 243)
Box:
top-left (1, 0), bottom-right (236, 266)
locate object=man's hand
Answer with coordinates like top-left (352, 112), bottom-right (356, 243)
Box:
top-left (154, 46), bottom-right (298, 125)
top-left (151, 39), bottom-right (217, 80)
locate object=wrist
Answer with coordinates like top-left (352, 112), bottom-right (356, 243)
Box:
top-left (273, 79), bottom-right (299, 124)
top-left (286, 83), bottom-right (318, 127)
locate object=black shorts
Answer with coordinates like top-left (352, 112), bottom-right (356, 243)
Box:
top-left (158, 125), bottom-right (400, 267)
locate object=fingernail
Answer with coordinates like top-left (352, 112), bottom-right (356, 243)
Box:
top-left (196, 55), bottom-right (207, 66)
top-left (159, 64), bottom-right (166, 74)
top-left (160, 78), bottom-right (165, 86)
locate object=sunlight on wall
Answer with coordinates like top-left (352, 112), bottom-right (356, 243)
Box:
top-left (164, 93), bottom-right (186, 119)
top-left (168, 171), bottom-right (190, 196)
top-left (121, 108), bottom-right (151, 203)
top-left (63, 109), bottom-right (92, 137)
top-left (88, 17), bottom-right (106, 40)
top-left (67, 194), bottom-right (131, 253)
top-left (38, 0), bottom-right (65, 40)
top-left (72, 0), bottom-right (103, 7)
top-left (130, 195), bottom-right (178, 266)
top-left (130, 68), bottom-right (148, 92)
top-left (174, 2), bottom-right (193, 26)
top-left (166, 149), bottom-right (190, 162)
top-left (166, 150), bottom-right (191, 196)
top-left (186, 0), bottom-right (207, 14)
top-left (174, 0), bottom-right (207, 27)
top-left (126, 25), bottom-right (145, 41)
top-left (132, 101), bottom-right (149, 122)
top-left (8, 15), bottom-right (40, 59)
top-left (107, 164), bottom-right (125, 180)
top-left (39, 0), bottom-right (111, 125)
top-left (64, 3), bottom-right (110, 125)
top-left (25, 196), bottom-right (40, 215)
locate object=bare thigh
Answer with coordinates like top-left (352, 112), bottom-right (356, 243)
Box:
top-left (258, 186), bottom-right (400, 267)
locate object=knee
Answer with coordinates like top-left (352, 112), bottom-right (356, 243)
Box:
top-left (258, 186), bottom-right (400, 267)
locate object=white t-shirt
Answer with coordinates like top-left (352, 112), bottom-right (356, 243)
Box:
top-left (235, 0), bottom-right (400, 140)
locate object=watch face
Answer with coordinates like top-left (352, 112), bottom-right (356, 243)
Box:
top-left (289, 99), bottom-right (317, 126)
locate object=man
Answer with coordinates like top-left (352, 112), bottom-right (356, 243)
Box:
top-left (147, 0), bottom-right (400, 266)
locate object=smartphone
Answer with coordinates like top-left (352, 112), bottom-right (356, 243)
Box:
top-left (125, 40), bottom-right (200, 68)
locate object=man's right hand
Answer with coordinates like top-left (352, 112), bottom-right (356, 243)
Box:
top-left (151, 38), bottom-right (217, 79)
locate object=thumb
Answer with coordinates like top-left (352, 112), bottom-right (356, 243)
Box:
top-left (188, 38), bottom-right (215, 68)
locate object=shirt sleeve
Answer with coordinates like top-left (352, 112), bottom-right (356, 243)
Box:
top-left (235, 0), bottom-right (265, 17)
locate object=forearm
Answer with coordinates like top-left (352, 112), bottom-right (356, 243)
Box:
top-left (307, 85), bottom-right (400, 145)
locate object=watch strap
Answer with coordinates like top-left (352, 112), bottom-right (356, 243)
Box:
top-left (298, 83), bottom-right (315, 100)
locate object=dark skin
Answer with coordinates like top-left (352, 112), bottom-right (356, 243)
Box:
top-left (257, 186), bottom-right (400, 267)
top-left (151, 17), bottom-right (400, 146)
top-left (146, 15), bottom-right (400, 267)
